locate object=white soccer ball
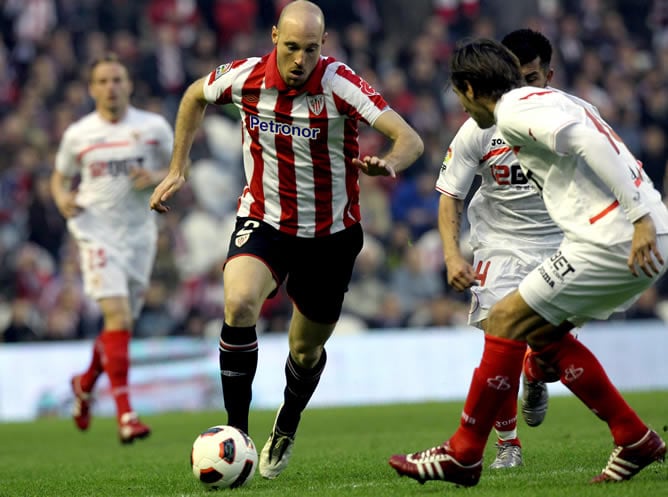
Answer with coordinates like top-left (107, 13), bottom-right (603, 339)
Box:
top-left (191, 425), bottom-right (258, 489)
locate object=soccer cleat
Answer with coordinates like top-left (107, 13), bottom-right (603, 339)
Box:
top-left (71, 375), bottom-right (92, 431)
top-left (489, 441), bottom-right (523, 469)
top-left (388, 442), bottom-right (482, 487)
top-left (259, 407), bottom-right (295, 480)
top-left (521, 375), bottom-right (549, 427)
top-left (591, 430), bottom-right (666, 483)
top-left (118, 412), bottom-right (151, 444)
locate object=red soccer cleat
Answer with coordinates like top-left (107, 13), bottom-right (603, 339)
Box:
top-left (388, 442), bottom-right (482, 487)
top-left (70, 375), bottom-right (92, 431)
top-left (118, 412), bottom-right (151, 444)
top-left (591, 430), bottom-right (666, 483)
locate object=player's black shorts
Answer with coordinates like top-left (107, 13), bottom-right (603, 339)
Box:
top-left (226, 217), bottom-right (364, 324)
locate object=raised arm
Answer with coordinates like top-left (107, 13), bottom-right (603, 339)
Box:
top-left (353, 109), bottom-right (424, 177)
top-left (149, 77), bottom-right (209, 212)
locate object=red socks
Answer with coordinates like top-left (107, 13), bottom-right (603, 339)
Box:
top-left (450, 335), bottom-right (527, 463)
top-left (100, 330), bottom-right (133, 421)
top-left (79, 335), bottom-right (104, 392)
top-left (533, 334), bottom-right (647, 446)
top-left (494, 380), bottom-right (520, 433)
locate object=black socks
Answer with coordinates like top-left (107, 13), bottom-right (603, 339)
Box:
top-left (219, 323), bottom-right (258, 435)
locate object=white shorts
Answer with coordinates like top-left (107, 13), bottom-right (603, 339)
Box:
top-left (468, 247), bottom-right (555, 327)
top-left (519, 235), bottom-right (668, 326)
top-left (77, 236), bottom-right (156, 318)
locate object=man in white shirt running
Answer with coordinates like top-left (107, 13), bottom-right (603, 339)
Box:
top-left (51, 53), bottom-right (173, 444)
top-left (390, 38), bottom-right (667, 486)
top-left (437, 28), bottom-right (564, 469)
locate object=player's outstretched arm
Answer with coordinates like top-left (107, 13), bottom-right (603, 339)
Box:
top-left (150, 77), bottom-right (209, 213)
top-left (353, 110), bottom-right (423, 177)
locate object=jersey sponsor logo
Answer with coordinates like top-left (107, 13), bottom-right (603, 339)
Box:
top-left (307, 94), bottom-right (325, 115)
top-left (538, 251), bottom-right (576, 288)
top-left (538, 265), bottom-right (555, 288)
top-left (89, 157), bottom-right (145, 177)
top-left (248, 115), bottom-right (321, 139)
top-left (549, 251), bottom-right (575, 280)
top-left (490, 163), bottom-right (529, 186)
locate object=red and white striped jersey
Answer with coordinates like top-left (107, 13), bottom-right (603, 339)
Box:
top-left (55, 107), bottom-right (173, 243)
top-left (202, 49), bottom-right (389, 237)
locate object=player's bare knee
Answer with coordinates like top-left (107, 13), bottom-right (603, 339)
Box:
top-left (224, 294), bottom-right (261, 325)
top-left (289, 343), bottom-right (322, 369)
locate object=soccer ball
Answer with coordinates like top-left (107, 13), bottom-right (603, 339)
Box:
top-left (191, 425), bottom-right (258, 489)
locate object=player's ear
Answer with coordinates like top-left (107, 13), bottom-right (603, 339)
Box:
top-left (322, 31), bottom-right (328, 46)
top-left (464, 81), bottom-right (475, 100)
top-left (546, 68), bottom-right (555, 84)
top-left (271, 25), bottom-right (279, 45)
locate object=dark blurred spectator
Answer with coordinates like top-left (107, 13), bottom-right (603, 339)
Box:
top-left (211, 0), bottom-right (259, 46)
top-left (390, 172), bottom-right (440, 240)
top-left (389, 245), bottom-right (442, 318)
top-left (96, 0), bottom-right (143, 36)
top-left (258, 286), bottom-right (292, 334)
top-left (1, 299), bottom-right (40, 342)
top-left (139, 24), bottom-right (189, 122)
top-left (342, 236), bottom-right (387, 326)
top-left (27, 169), bottom-right (66, 260)
top-left (638, 125), bottom-right (668, 197)
top-left (368, 292), bottom-right (406, 329)
top-left (147, 0), bottom-right (201, 47)
top-left (624, 287), bottom-right (662, 320)
top-left (9, 243), bottom-right (54, 303)
top-left (135, 280), bottom-right (177, 338)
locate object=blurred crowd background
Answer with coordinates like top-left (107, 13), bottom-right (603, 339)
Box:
top-left (2, 0), bottom-right (668, 342)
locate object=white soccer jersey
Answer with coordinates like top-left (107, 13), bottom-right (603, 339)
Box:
top-left (202, 50), bottom-right (389, 237)
top-left (55, 107), bottom-right (174, 243)
top-left (436, 117), bottom-right (562, 252)
top-left (495, 87), bottom-right (668, 245)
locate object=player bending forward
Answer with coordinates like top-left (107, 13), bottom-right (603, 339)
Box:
top-left (389, 38), bottom-right (667, 486)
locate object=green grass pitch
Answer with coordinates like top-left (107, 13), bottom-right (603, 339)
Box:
top-left (0, 391), bottom-right (666, 497)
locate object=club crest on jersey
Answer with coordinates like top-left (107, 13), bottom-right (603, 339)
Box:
top-left (307, 95), bottom-right (325, 115)
top-left (235, 233), bottom-right (250, 247)
top-left (210, 63), bottom-right (232, 84)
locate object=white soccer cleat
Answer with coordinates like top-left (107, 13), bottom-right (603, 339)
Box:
top-left (259, 405), bottom-right (295, 479)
